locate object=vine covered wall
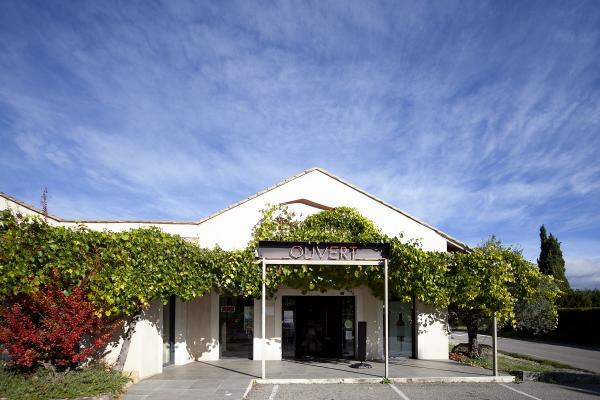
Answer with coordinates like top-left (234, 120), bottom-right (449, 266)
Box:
top-left (0, 205), bottom-right (557, 328)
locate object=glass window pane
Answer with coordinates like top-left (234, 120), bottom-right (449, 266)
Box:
top-left (389, 301), bottom-right (413, 357)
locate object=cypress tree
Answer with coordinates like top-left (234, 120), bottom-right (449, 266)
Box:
top-left (537, 225), bottom-right (570, 293)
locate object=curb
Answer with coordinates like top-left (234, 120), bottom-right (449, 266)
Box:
top-left (515, 371), bottom-right (600, 384)
top-left (391, 376), bottom-right (515, 383)
top-left (252, 375), bottom-right (515, 385)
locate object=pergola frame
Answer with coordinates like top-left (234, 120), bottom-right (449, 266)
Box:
top-left (257, 256), bottom-right (390, 380)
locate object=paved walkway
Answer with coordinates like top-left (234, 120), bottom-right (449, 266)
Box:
top-left (124, 358), bottom-right (496, 400)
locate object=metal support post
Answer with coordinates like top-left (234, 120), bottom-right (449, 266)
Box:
top-left (262, 258), bottom-right (266, 380)
top-left (492, 313), bottom-right (498, 377)
top-left (384, 259), bottom-right (389, 379)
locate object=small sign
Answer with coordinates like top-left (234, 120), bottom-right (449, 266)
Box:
top-left (284, 310), bottom-right (294, 324)
top-left (220, 305), bottom-right (235, 313)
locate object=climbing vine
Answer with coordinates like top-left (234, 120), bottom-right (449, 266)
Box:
top-left (0, 210), bottom-right (217, 317)
top-left (1, 205), bottom-right (557, 335)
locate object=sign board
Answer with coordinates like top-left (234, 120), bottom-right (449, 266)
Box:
top-left (220, 305), bottom-right (235, 313)
top-left (257, 241), bottom-right (389, 262)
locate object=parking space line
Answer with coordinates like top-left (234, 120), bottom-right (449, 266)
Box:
top-left (499, 383), bottom-right (542, 400)
top-left (267, 384), bottom-right (279, 400)
top-left (390, 384), bottom-right (411, 400)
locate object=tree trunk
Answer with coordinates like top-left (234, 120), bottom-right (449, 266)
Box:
top-left (113, 312), bottom-right (142, 372)
top-left (466, 320), bottom-right (480, 358)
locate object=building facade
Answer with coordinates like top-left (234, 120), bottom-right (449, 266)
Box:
top-left (1, 167), bottom-right (467, 380)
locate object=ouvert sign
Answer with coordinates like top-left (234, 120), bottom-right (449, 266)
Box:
top-left (257, 241), bottom-right (389, 262)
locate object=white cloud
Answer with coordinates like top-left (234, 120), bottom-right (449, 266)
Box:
top-left (1, 0), bottom-right (599, 286)
top-left (566, 258), bottom-right (600, 290)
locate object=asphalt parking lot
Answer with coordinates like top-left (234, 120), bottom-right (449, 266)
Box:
top-left (246, 382), bottom-right (600, 400)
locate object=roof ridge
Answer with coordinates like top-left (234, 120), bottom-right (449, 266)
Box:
top-left (307, 169), bottom-right (469, 250)
top-left (196, 167), bottom-right (317, 223)
top-left (0, 191), bottom-right (198, 225)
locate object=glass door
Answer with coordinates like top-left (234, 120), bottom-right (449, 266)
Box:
top-left (341, 296), bottom-right (355, 358)
top-left (282, 296), bottom-right (355, 359)
top-left (282, 296), bottom-right (296, 358)
top-left (388, 300), bottom-right (413, 357)
top-left (219, 296), bottom-right (254, 358)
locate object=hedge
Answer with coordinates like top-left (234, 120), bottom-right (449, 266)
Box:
top-left (545, 308), bottom-right (600, 347)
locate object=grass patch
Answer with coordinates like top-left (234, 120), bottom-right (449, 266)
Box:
top-left (449, 347), bottom-right (584, 375)
top-left (498, 351), bottom-right (584, 371)
top-left (0, 366), bottom-right (131, 400)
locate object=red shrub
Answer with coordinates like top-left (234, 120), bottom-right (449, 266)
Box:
top-left (0, 285), bottom-right (115, 370)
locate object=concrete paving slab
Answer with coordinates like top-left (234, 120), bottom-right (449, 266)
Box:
top-left (123, 358), bottom-right (500, 400)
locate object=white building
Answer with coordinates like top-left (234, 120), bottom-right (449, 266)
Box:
top-left (1, 167), bottom-right (467, 380)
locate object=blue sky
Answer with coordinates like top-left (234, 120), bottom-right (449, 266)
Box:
top-left (1, 1), bottom-right (599, 288)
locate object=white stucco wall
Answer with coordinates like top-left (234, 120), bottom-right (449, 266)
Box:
top-left (75, 221), bottom-right (198, 239)
top-left (185, 291), bottom-right (220, 361)
top-left (415, 301), bottom-right (449, 360)
top-left (196, 170), bottom-right (448, 252)
top-left (107, 300), bottom-right (163, 381)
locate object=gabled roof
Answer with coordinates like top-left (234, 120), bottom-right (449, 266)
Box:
top-left (0, 191), bottom-right (196, 225)
top-left (0, 191), bottom-right (63, 222)
top-left (197, 167), bottom-right (469, 251)
top-left (1, 167), bottom-right (469, 251)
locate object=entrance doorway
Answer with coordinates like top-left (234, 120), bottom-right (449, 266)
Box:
top-left (282, 296), bottom-right (355, 359)
top-left (219, 296), bottom-right (254, 358)
top-left (162, 295), bottom-right (175, 366)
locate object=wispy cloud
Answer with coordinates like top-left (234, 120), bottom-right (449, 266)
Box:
top-left (0, 0), bottom-right (599, 286)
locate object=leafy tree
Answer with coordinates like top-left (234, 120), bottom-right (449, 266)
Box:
top-left (448, 237), bottom-right (559, 357)
top-left (512, 281), bottom-right (558, 335)
top-left (538, 225), bottom-right (570, 294)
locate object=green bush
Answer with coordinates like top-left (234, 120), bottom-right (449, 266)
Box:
top-left (0, 366), bottom-right (130, 400)
top-left (558, 290), bottom-right (600, 308)
top-left (501, 307), bottom-right (600, 347)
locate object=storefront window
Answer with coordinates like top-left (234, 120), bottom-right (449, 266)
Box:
top-left (388, 301), bottom-right (413, 357)
top-left (219, 296), bottom-right (254, 358)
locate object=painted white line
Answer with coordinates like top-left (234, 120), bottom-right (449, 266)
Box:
top-left (267, 384), bottom-right (279, 400)
top-left (390, 384), bottom-right (411, 400)
top-left (499, 383), bottom-right (543, 400)
top-left (242, 379), bottom-right (255, 399)
top-left (256, 376), bottom-right (515, 384)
